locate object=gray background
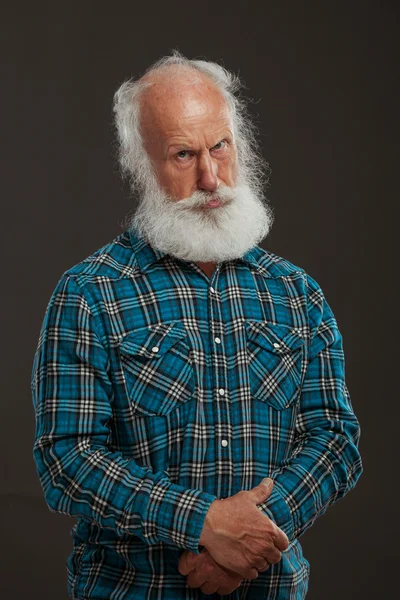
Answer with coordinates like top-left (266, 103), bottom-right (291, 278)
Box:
top-left (1, 1), bottom-right (397, 598)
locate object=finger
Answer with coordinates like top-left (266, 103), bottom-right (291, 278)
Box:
top-left (201, 580), bottom-right (220, 595)
top-left (242, 567), bottom-right (259, 580)
top-left (218, 584), bottom-right (242, 596)
top-left (272, 527), bottom-right (290, 552)
top-left (212, 557), bottom-right (257, 581)
top-left (246, 478), bottom-right (274, 504)
top-left (266, 547), bottom-right (282, 564)
top-left (217, 576), bottom-right (244, 595)
top-left (187, 568), bottom-right (208, 589)
top-left (178, 552), bottom-right (197, 576)
top-left (258, 564), bottom-right (271, 573)
top-left (254, 558), bottom-right (270, 572)
top-left (222, 565), bottom-right (245, 578)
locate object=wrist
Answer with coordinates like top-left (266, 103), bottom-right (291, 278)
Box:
top-left (199, 498), bottom-right (222, 546)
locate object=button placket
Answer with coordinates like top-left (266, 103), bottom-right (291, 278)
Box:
top-left (208, 274), bottom-right (231, 498)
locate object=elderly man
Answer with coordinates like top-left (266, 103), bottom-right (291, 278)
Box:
top-left (31, 51), bottom-right (362, 600)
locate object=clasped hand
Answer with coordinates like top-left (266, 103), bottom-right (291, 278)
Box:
top-left (178, 478), bottom-right (289, 595)
top-left (178, 547), bottom-right (243, 596)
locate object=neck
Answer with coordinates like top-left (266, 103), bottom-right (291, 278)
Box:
top-left (195, 261), bottom-right (216, 278)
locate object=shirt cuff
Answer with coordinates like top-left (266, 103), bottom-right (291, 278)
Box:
top-left (152, 481), bottom-right (218, 553)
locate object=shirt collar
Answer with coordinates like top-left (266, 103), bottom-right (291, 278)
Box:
top-left (127, 228), bottom-right (262, 274)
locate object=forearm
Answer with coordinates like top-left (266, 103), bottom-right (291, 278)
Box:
top-left (259, 413), bottom-right (362, 541)
top-left (34, 434), bottom-right (216, 551)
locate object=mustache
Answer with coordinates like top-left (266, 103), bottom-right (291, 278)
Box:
top-left (168, 186), bottom-right (236, 211)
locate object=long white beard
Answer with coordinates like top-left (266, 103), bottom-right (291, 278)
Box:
top-left (129, 178), bottom-right (274, 263)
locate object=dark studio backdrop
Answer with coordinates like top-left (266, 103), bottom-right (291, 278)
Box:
top-left (1, 1), bottom-right (398, 599)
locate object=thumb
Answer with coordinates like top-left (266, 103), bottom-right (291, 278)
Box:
top-left (247, 478), bottom-right (274, 504)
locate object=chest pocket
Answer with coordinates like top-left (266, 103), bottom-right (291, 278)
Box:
top-left (245, 320), bottom-right (307, 410)
top-left (118, 322), bottom-right (194, 417)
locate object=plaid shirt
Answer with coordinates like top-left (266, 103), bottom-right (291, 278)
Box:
top-left (31, 228), bottom-right (362, 600)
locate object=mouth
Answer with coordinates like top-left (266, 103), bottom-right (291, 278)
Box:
top-left (203, 198), bottom-right (223, 209)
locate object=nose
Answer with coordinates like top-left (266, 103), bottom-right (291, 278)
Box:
top-left (197, 153), bottom-right (219, 192)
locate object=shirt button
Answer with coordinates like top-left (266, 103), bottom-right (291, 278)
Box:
top-left (151, 346), bottom-right (159, 353)
top-left (292, 328), bottom-right (303, 337)
top-left (218, 388), bottom-right (225, 396)
top-left (210, 286), bottom-right (215, 293)
top-left (214, 337), bottom-right (221, 344)
top-left (221, 439), bottom-right (228, 447)
top-left (273, 342), bottom-right (280, 349)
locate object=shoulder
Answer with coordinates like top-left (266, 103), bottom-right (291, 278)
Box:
top-left (252, 245), bottom-right (327, 305)
top-left (251, 245), bottom-right (306, 279)
top-left (61, 230), bottom-right (138, 284)
top-left (254, 246), bottom-right (340, 340)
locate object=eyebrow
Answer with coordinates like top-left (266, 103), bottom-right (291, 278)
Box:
top-left (167, 133), bottom-right (233, 154)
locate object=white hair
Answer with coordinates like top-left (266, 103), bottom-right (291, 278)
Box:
top-left (112, 50), bottom-right (269, 200)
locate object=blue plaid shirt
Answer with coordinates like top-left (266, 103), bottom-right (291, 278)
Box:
top-left (31, 229), bottom-right (362, 600)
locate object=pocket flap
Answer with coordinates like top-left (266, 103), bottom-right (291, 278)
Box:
top-left (119, 322), bottom-right (188, 360)
top-left (245, 320), bottom-right (305, 353)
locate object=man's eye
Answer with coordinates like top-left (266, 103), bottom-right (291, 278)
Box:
top-left (177, 150), bottom-right (191, 159)
top-left (211, 141), bottom-right (226, 151)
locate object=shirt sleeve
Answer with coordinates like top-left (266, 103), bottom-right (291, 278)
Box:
top-left (31, 274), bottom-right (216, 553)
top-left (259, 272), bottom-right (363, 541)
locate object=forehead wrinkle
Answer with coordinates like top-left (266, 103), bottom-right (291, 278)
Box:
top-left (163, 112), bottom-right (232, 137)
top-left (146, 98), bottom-right (227, 131)
top-left (165, 122), bottom-right (233, 149)
top-left (139, 76), bottom-right (231, 141)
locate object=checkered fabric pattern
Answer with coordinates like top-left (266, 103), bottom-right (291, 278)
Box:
top-left (31, 228), bottom-right (362, 600)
